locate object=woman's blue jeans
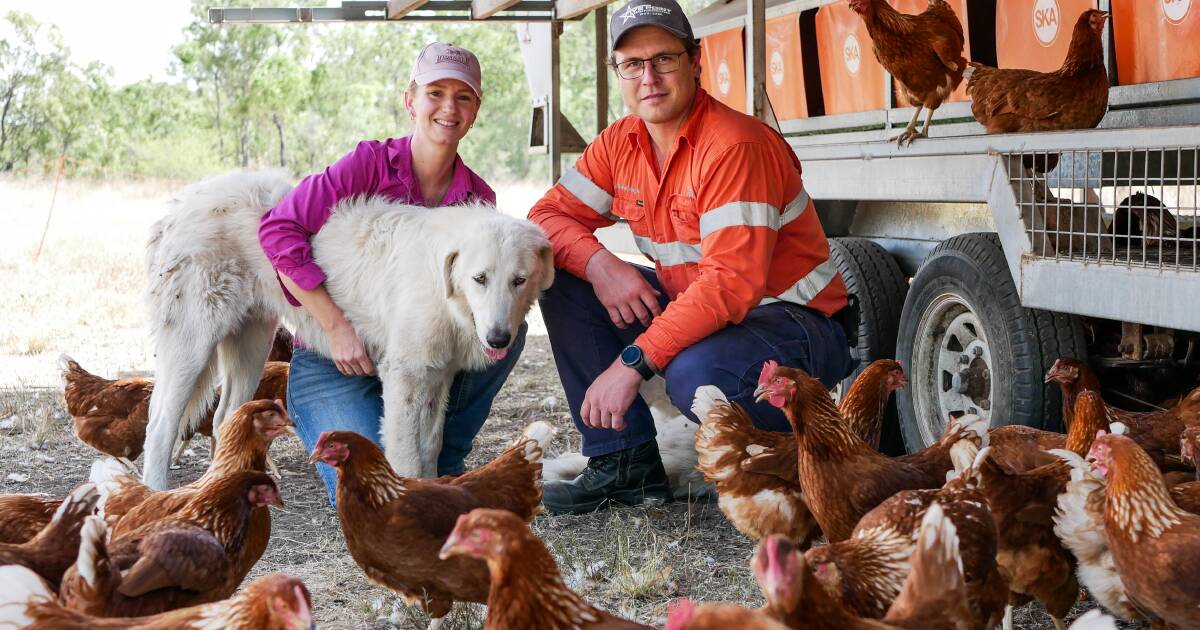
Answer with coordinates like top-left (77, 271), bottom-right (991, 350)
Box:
top-left (287, 323), bottom-right (527, 504)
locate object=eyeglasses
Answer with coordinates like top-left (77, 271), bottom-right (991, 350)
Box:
top-left (610, 50), bottom-right (689, 80)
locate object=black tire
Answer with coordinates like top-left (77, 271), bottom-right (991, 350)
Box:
top-left (828, 237), bottom-right (908, 455)
top-left (895, 233), bottom-right (1087, 452)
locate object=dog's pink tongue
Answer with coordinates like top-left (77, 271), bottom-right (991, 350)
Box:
top-left (484, 347), bottom-right (509, 361)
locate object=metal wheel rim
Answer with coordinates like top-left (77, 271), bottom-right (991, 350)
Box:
top-left (911, 292), bottom-right (995, 446)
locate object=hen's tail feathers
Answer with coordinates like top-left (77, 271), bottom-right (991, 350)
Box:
top-left (0, 565), bottom-right (54, 628)
top-left (57, 353), bottom-right (80, 382)
top-left (542, 452), bottom-right (589, 481)
top-left (691, 385), bottom-right (729, 422)
top-left (1067, 609), bottom-right (1118, 630)
top-left (511, 420), bottom-right (556, 464)
top-left (43, 482), bottom-right (98, 525)
top-left (75, 516), bottom-right (109, 589)
top-left (945, 414), bottom-right (989, 480)
top-left (889, 502), bottom-right (965, 617)
top-left (89, 457), bottom-right (139, 517)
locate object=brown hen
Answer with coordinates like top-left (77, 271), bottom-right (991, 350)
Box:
top-left (59, 471), bottom-right (283, 617)
top-left (438, 508), bottom-right (651, 629)
top-left (1, 566), bottom-right (312, 629)
top-left (0, 483), bottom-right (99, 589)
top-left (966, 10), bottom-right (1109, 136)
top-left (804, 471), bottom-right (1006, 629)
top-left (60, 355), bottom-right (289, 460)
top-left (310, 423), bottom-right (549, 625)
top-left (849, 0), bottom-right (966, 145)
top-left (692, 360), bottom-right (907, 546)
top-left (755, 504), bottom-right (976, 629)
top-left (1090, 431), bottom-right (1200, 628)
top-left (1047, 357), bottom-right (1200, 468)
top-left (755, 361), bottom-right (985, 543)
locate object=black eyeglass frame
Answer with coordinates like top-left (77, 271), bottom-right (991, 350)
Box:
top-left (609, 50), bottom-right (690, 80)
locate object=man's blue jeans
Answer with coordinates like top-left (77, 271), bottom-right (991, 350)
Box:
top-left (539, 265), bottom-right (852, 458)
top-left (287, 323), bottom-right (527, 504)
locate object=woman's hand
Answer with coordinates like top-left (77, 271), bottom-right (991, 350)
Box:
top-left (585, 250), bottom-right (662, 329)
top-left (327, 317), bottom-right (376, 376)
top-left (278, 275), bottom-right (376, 376)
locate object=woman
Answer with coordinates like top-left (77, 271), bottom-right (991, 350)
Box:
top-left (258, 42), bottom-right (523, 502)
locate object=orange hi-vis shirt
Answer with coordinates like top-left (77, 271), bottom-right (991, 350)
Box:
top-left (528, 89), bottom-right (848, 370)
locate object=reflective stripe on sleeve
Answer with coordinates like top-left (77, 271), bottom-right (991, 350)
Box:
top-left (558, 166), bottom-right (616, 220)
top-left (759, 257), bottom-right (839, 306)
top-left (698, 188), bottom-right (811, 239)
top-left (633, 235), bottom-right (702, 266)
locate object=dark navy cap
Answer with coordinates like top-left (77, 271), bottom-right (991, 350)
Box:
top-left (609, 0), bottom-right (697, 53)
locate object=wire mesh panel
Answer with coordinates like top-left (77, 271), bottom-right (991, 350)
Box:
top-left (1005, 146), bottom-right (1199, 271)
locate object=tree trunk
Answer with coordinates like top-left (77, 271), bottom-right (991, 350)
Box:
top-left (212, 69), bottom-right (224, 160)
top-left (0, 87), bottom-right (15, 164)
top-left (272, 112), bottom-right (286, 169)
top-left (239, 118), bottom-right (250, 167)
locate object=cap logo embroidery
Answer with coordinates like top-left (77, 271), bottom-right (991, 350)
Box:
top-left (619, 3), bottom-right (673, 23)
top-left (435, 51), bottom-right (469, 66)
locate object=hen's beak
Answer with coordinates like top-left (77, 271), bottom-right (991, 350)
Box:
top-left (438, 531), bottom-right (464, 560)
top-left (307, 449), bottom-right (322, 466)
top-left (753, 384), bottom-right (770, 403)
top-left (271, 494), bottom-right (286, 509)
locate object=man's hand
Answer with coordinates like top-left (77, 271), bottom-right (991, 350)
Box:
top-left (327, 317), bottom-right (376, 376)
top-left (585, 249), bottom-right (662, 328)
top-left (580, 359), bottom-right (644, 431)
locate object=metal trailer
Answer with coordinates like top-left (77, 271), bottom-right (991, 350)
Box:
top-left (687, 0), bottom-right (1200, 452)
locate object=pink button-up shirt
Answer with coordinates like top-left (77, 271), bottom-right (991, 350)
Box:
top-left (259, 136), bottom-right (496, 305)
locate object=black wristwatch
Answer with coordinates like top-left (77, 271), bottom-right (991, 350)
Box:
top-left (620, 344), bottom-right (655, 380)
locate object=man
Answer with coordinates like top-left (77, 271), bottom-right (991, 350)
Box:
top-left (528, 0), bottom-right (853, 515)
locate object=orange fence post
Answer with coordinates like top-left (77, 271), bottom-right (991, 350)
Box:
top-left (996, 0), bottom-right (1098, 73)
top-left (815, 1), bottom-right (887, 115)
top-left (1111, 0), bottom-right (1199, 85)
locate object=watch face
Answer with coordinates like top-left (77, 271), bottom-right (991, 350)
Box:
top-left (621, 345), bottom-right (642, 366)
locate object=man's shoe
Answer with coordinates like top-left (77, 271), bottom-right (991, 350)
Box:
top-left (542, 440), bottom-right (672, 515)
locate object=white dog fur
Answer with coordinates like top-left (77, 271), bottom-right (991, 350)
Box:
top-left (141, 169), bottom-right (552, 489)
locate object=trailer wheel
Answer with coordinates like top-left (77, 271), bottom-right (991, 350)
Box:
top-left (828, 237), bottom-right (908, 454)
top-left (895, 233), bottom-right (1086, 451)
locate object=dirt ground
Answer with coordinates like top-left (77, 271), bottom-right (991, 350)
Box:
top-left (0, 177), bottom-right (1139, 628)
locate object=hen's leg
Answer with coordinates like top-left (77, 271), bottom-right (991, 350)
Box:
top-left (1001, 604), bottom-right (1013, 630)
top-left (892, 105), bottom-right (923, 145)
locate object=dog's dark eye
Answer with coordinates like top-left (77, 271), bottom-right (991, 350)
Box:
top-left (512, 277), bottom-right (527, 287)
top-left (473, 274), bottom-right (487, 285)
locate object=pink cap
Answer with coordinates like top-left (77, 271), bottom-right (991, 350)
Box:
top-left (410, 42), bottom-right (483, 99)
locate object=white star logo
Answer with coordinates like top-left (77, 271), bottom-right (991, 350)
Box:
top-left (619, 5), bottom-right (639, 23)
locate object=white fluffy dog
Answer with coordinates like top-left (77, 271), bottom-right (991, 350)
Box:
top-left (141, 170), bottom-right (553, 489)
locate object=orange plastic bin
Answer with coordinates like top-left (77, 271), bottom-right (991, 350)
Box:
top-left (700, 28), bottom-right (747, 113)
top-left (815, 1), bottom-right (886, 114)
top-left (1111, 0), bottom-right (1200, 84)
top-left (890, 0), bottom-right (970, 102)
top-left (996, 0), bottom-right (1098, 73)
top-left (765, 14), bottom-right (808, 120)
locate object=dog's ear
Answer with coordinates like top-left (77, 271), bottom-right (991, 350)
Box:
top-left (443, 250), bottom-right (459, 298)
top-left (537, 246), bottom-right (555, 291)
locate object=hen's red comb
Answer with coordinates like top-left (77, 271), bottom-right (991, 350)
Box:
top-left (758, 360), bottom-right (780, 387)
top-left (664, 599), bottom-right (696, 630)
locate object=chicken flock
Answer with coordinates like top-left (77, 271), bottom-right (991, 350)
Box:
top-left (0, 3), bottom-right (1185, 629)
top-left (5, 339), bottom-right (1200, 629)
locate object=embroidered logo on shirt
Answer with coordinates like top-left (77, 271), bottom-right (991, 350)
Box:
top-left (615, 182), bottom-right (641, 195)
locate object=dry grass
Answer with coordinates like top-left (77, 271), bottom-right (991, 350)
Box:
top-left (0, 177), bottom-right (1133, 629)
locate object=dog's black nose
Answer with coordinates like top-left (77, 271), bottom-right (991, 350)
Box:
top-left (486, 330), bottom-right (511, 349)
